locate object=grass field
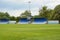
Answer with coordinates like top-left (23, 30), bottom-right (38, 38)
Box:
top-left (0, 24), bottom-right (60, 40)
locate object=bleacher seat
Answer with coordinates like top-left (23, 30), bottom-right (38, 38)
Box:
top-left (18, 18), bottom-right (29, 24)
top-left (0, 19), bottom-right (9, 24)
top-left (32, 18), bottom-right (47, 24)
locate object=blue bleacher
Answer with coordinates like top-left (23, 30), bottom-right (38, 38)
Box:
top-left (0, 19), bottom-right (9, 22)
top-left (32, 18), bottom-right (47, 24)
top-left (19, 18), bottom-right (29, 22)
top-left (18, 18), bottom-right (47, 24)
top-left (33, 18), bottom-right (47, 22)
top-left (0, 19), bottom-right (9, 24)
top-left (18, 18), bottom-right (29, 24)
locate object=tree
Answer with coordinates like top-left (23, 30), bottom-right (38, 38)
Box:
top-left (33, 15), bottom-right (40, 18)
top-left (5, 12), bottom-right (10, 18)
top-left (16, 17), bottom-right (21, 23)
top-left (54, 5), bottom-right (60, 14)
top-left (10, 16), bottom-right (16, 21)
top-left (53, 5), bottom-right (60, 23)
top-left (39, 6), bottom-right (48, 18)
top-left (20, 10), bottom-right (31, 18)
top-left (0, 12), bottom-right (10, 19)
top-left (39, 6), bottom-right (53, 20)
top-left (54, 5), bottom-right (60, 19)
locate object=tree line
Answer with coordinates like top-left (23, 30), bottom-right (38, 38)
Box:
top-left (0, 5), bottom-right (60, 23)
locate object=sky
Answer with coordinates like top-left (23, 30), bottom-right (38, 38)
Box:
top-left (0, 0), bottom-right (60, 17)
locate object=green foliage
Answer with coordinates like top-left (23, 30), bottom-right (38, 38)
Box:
top-left (33, 15), bottom-right (40, 18)
top-left (39, 6), bottom-right (54, 20)
top-left (16, 17), bottom-right (21, 23)
top-left (20, 10), bottom-right (31, 18)
top-left (53, 5), bottom-right (60, 20)
top-left (54, 5), bottom-right (60, 13)
top-left (9, 16), bottom-right (16, 21)
top-left (38, 5), bottom-right (60, 21)
top-left (0, 12), bottom-right (10, 19)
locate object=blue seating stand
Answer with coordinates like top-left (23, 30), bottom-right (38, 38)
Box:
top-left (0, 19), bottom-right (9, 24)
top-left (32, 18), bottom-right (47, 24)
top-left (18, 18), bottom-right (29, 24)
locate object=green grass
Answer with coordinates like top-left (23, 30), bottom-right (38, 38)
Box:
top-left (0, 24), bottom-right (60, 40)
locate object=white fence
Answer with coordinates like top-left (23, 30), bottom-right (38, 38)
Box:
top-left (0, 22), bottom-right (8, 24)
top-left (32, 21), bottom-right (47, 24)
top-left (9, 21), bottom-right (16, 24)
top-left (18, 22), bottom-right (29, 24)
top-left (48, 20), bottom-right (59, 24)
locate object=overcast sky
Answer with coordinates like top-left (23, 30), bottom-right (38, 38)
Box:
top-left (0, 0), bottom-right (60, 17)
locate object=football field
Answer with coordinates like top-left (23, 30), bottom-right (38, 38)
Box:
top-left (0, 24), bottom-right (60, 40)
